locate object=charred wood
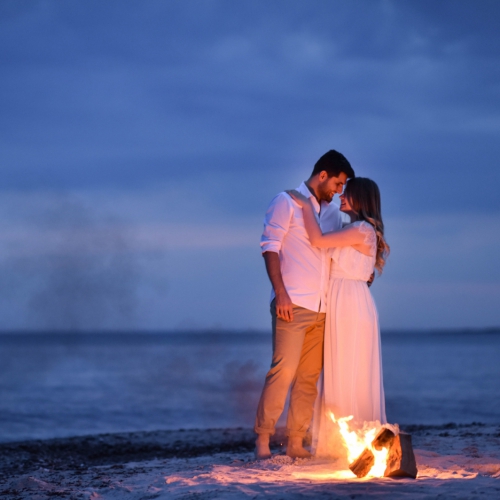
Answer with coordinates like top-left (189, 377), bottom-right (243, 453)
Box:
top-left (349, 448), bottom-right (374, 478)
top-left (384, 433), bottom-right (418, 479)
top-left (372, 427), bottom-right (395, 450)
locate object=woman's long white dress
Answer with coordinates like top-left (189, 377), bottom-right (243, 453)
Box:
top-left (313, 220), bottom-right (386, 458)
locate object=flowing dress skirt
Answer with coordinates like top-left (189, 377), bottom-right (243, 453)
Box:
top-left (313, 276), bottom-right (386, 458)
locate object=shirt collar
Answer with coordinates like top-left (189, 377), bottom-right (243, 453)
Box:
top-left (297, 181), bottom-right (328, 214)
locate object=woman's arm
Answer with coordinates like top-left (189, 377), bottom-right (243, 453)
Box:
top-left (286, 190), bottom-right (367, 249)
top-left (301, 202), bottom-right (366, 248)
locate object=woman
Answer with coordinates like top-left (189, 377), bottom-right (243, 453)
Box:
top-left (288, 177), bottom-right (389, 457)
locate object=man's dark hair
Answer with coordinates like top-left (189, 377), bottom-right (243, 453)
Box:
top-left (311, 150), bottom-right (355, 179)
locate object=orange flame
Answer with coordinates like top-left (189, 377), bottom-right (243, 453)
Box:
top-left (329, 412), bottom-right (390, 478)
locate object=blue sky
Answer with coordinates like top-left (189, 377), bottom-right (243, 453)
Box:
top-left (0, 0), bottom-right (499, 331)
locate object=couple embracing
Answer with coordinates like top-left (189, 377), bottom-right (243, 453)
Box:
top-left (254, 149), bottom-right (389, 460)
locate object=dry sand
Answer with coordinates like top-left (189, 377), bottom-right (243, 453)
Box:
top-left (1, 423), bottom-right (500, 499)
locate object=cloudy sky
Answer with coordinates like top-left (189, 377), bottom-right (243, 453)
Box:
top-left (0, 0), bottom-right (499, 331)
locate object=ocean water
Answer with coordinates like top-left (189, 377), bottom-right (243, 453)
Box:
top-left (0, 331), bottom-right (499, 443)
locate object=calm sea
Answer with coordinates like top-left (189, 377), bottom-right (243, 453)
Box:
top-left (0, 331), bottom-right (499, 443)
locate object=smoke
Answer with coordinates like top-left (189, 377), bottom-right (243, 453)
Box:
top-left (0, 183), bottom-right (265, 332)
top-left (1, 193), bottom-right (149, 331)
top-left (223, 360), bottom-right (263, 419)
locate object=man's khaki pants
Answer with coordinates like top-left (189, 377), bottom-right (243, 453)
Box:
top-left (254, 300), bottom-right (325, 438)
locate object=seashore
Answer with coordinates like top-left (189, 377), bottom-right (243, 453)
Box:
top-left (1, 423), bottom-right (500, 499)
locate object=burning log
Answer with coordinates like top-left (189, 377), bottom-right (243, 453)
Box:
top-left (349, 448), bottom-right (375, 478)
top-left (383, 433), bottom-right (418, 479)
top-left (330, 412), bottom-right (417, 479)
top-left (372, 427), bottom-right (395, 450)
top-left (347, 427), bottom-right (417, 479)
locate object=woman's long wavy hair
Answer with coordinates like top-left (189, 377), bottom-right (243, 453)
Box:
top-left (344, 177), bottom-right (390, 274)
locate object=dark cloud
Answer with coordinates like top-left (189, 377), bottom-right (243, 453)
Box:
top-left (1, 2), bottom-right (499, 191)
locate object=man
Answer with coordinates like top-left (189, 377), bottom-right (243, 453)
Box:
top-left (254, 150), bottom-right (355, 459)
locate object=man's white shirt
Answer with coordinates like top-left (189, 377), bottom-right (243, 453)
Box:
top-left (260, 182), bottom-right (343, 313)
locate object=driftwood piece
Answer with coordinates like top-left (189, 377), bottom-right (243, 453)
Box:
top-left (384, 433), bottom-right (418, 479)
top-left (349, 448), bottom-right (374, 478)
top-left (372, 427), bottom-right (395, 450)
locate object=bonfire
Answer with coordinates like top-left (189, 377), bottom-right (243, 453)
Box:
top-left (328, 412), bottom-right (418, 479)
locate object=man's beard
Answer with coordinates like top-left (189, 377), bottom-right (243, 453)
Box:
top-left (318, 189), bottom-right (333, 203)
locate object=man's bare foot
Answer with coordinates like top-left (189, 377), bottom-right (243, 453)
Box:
top-left (255, 434), bottom-right (272, 460)
top-left (286, 436), bottom-right (312, 459)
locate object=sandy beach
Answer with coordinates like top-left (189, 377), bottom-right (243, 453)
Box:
top-left (1, 422), bottom-right (500, 499)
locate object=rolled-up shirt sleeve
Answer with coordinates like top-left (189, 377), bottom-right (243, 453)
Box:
top-left (260, 192), bottom-right (292, 254)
